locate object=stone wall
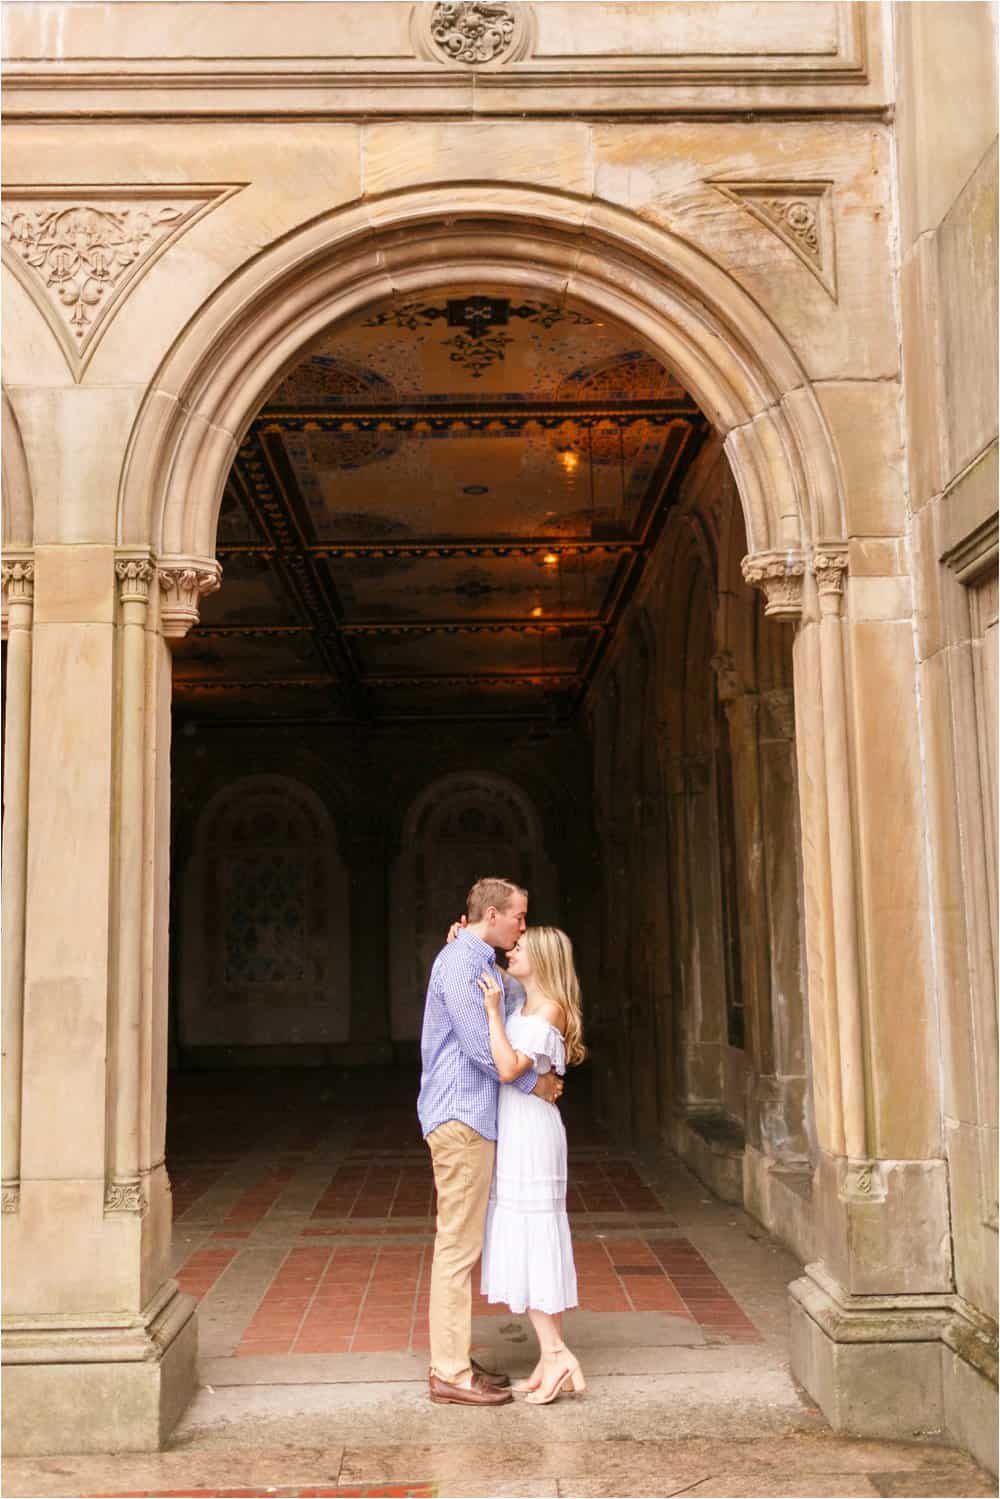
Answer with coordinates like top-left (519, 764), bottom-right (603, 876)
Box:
top-left (895, 2), bottom-right (999, 1470)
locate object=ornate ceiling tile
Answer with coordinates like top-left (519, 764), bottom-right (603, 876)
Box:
top-left (710, 180), bottom-right (837, 299)
top-left (1, 185), bottom-right (242, 378)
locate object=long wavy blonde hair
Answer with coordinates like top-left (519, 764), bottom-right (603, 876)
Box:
top-left (521, 926), bottom-right (587, 1066)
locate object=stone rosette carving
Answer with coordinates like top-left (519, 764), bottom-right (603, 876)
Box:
top-left (2, 1185), bottom-right (20, 1214)
top-left (741, 550), bottom-right (806, 621)
top-left (1, 187), bottom-right (241, 378)
top-left (711, 180), bottom-right (837, 299)
top-left (415, 2), bottom-right (532, 65)
top-left (158, 559), bottom-right (222, 639)
top-left (104, 1179), bottom-right (148, 1215)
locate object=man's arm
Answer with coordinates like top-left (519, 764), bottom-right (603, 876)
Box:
top-left (438, 959), bottom-right (541, 1095)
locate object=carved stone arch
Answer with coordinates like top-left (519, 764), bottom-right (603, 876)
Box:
top-left (117, 185), bottom-right (847, 622)
top-left (388, 770), bottom-right (558, 1042)
top-left (1, 388), bottom-right (33, 551)
top-left (176, 773), bottom-right (351, 1055)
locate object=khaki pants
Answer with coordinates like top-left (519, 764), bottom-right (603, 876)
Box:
top-left (426, 1119), bottom-right (495, 1383)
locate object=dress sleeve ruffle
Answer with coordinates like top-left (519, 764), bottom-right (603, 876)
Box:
top-left (515, 1014), bottom-right (567, 1076)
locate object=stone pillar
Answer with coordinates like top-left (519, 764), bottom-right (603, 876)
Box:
top-left (743, 545), bottom-right (962, 1439)
top-left (1, 549), bottom-right (217, 1457)
top-left (2, 557), bottom-right (35, 1215)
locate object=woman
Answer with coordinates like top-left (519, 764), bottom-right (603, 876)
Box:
top-left (477, 926), bottom-right (587, 1404)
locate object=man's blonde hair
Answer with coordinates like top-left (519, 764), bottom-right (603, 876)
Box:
top-left (466, 877), bottom-right (527, 922)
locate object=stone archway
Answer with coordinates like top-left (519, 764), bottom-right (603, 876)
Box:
top-left (7, 183), bottom-right (901, 1454)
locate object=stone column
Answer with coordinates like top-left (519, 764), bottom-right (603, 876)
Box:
top-left (2, 557), bottom-right (35, 1215)
top-left (743, 544), bottom-right (961, 1439)
top-left (1, 549), bottom-right (217, 1457)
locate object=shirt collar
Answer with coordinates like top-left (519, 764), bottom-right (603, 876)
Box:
top-left (458, 927), bottom-right (499, 965)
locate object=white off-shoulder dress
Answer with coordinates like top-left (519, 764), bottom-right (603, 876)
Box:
top-left (480, 1005), bottom-right (578, 1315)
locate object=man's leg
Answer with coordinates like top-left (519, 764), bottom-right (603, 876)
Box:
top-left (426, 1120), bottom-right (495, 1386)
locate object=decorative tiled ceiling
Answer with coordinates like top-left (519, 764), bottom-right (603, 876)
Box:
top-left (173, 288), bottom-right (707, 722)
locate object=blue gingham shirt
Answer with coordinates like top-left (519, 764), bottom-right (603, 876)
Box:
top-left (417, 928), bottom-right (538, 1140)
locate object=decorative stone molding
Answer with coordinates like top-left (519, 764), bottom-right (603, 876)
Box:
top-left (1, 186), bottom-right (242, 379)
top-left (710, 649), bottom-right (742, 703)
top-left (841, 1159), bottom-right (887, 1203)
top-left (711, 180), bottom-right (837, 299)
top-left (740, 550), bottom-right (807, 622)
top-left (158, 558), bottom-right (222, 639)
top-left (812, 546), bottom-right (849, 613)
top-left (104, 1179), bottom-right (148, 1215)
top-left (115, 557), bottom-right (154, 605)
top-left (941, 511), bottom-right (999, 587)
top-left (414, 3), bottom-right (532, 65)
top-left (2, 1184), bottom-right (20, 1214)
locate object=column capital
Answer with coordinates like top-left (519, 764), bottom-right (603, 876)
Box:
top-left (157, 555), bottom-right (222, 639)
top-left (1, 553), bottom-right (35, 638)
top-left (115, 552), bottom-right (155, 606)
top-left (812, 545), bottom-right (849, 615)
top-left (740, 548), bottom-right (806, 622)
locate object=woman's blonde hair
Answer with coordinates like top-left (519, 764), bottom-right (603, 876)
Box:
top-left (521, 926), bottom-right (587, 1066)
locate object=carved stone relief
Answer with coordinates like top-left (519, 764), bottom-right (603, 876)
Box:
top-left (416, 3), bottom-right (532, 65)
top-left (104, 1179), bottom-right (148, 1215)
top-left (711, 181), bottom-right (837, 299)
top-left (1, 186), bottom-right (241, 378)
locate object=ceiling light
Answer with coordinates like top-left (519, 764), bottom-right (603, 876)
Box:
top-left (542, 552), bottom-right (559, 566)
top-left (558, 450), bottom-right (579, 474)
top-left (531, 606), bottom-right (544, 617)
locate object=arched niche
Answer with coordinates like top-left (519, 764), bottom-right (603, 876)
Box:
top-left (389, 772), bottom-right (558, 1043)
top-left (176, 774), bottom-right (350, 1054)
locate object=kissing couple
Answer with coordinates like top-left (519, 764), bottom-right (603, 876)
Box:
top-left (417, 876), bottom-right (587, 1407)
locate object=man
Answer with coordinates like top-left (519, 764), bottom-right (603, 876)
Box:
top-left (417, 876), bottom-right (564, 1406)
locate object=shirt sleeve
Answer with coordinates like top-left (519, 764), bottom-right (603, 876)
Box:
top-left (439, 959), bottom-right (539, 1092)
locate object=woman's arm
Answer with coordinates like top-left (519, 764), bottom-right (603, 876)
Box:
top-left (479, 974), bottom-right (534, 1083)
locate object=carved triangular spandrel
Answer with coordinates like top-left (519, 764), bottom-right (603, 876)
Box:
top-left (1, 184), bottom-right (242, 379)
top-left (711, 180), bottom-right (837, 300)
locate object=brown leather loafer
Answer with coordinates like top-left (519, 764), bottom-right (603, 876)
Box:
top-left (428, 1371), bottom-right (513, 1406)
top-left (472, 1358), bottom-right (511, 1389)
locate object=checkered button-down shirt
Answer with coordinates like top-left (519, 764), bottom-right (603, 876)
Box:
top-left (417, 927), bottom-right (538, 1141)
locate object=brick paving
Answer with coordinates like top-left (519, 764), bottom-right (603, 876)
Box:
top-left (166, 1070), bottom-right (761, 1361)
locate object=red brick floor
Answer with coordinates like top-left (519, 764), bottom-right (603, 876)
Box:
top-left (167, 1069), bottom-right (762, 1362)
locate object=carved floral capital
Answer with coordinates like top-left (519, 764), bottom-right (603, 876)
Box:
top-left (812, 546), bottom-right (849, 610)
top-left (1, 559), bottom-right (35, 606)
top-left (158, 558), bottom-right (222, 640)
top-left (740, 549), bottom-right (806, 622)
top-left (115, 556), bottom-right (154, 605)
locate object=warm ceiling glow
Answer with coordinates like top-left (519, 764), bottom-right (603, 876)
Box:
top-left (558, 449), bottom-right (580, 474)
top-left (542, 552), bottom-right (559, 566)
top-left (531, 606), bottom-right (544, 617)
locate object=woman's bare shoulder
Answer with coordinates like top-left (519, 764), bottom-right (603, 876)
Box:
top-left (535, 997), bottom-right (567, 1035)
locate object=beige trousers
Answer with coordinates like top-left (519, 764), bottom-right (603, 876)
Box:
top-left (426, 1119), bottom-right (496, 1383)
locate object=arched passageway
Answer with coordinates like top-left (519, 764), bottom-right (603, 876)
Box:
top-left (6, 183), bottom-right (978, 1470)
top-left (146, 223), bottom-right (838, 1441)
